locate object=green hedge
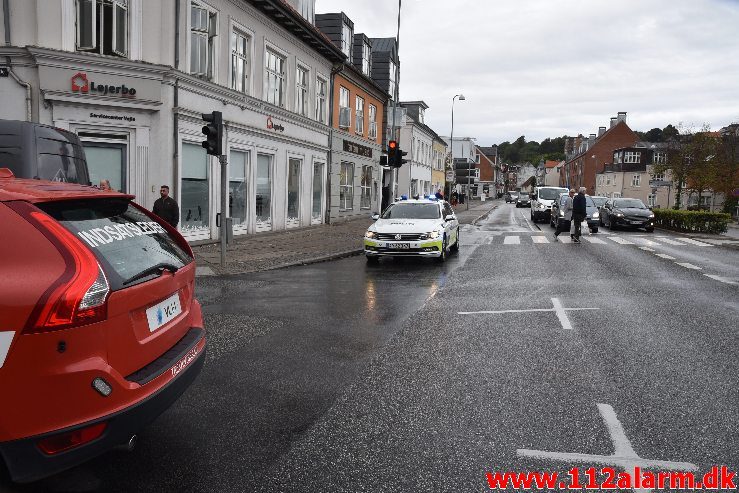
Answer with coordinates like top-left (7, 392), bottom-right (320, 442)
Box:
top-left (653, 209), bottom-right (731, 234)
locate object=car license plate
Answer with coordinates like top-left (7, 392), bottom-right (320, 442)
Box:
top-left (146, 292), bottom-right (182, 332)
top-left (391, 243), bottom-right (410, 249)
top-left (630, 220), bottom-right (643, 224)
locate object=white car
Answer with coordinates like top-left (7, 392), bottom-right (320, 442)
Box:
top-left (364, 198), bottom-right (460, 263)
top-left (530, 186), bottom-right (569, 223)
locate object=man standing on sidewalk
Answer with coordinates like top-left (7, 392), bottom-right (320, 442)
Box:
top-left (554, 189), bottom-right (575, 240)
top-left (571, 187), bottom-right (587, 243)
top-left (153, 185), bottom-right (180, 228)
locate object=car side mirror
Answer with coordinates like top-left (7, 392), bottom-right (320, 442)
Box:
top-left (371, 213), bottom-right (380, 220)
top-left (444, 214), bottom-right (455, 222)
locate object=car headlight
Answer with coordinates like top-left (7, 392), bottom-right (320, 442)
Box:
top-left (593, 211), bottom-right (600, 218)
top-left (365, 231), bottom-right (377, 239)
top-left (428, 231), bottom-right (440, 239)
top-left (615, 213), bottom-right (624, 217)
top-left (648, 213), bottom-right (655, 218)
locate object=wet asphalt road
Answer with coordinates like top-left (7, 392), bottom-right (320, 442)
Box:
top-left (4, 201), bottom-right (737, 492)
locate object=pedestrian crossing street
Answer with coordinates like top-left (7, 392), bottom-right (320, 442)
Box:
top-left (470, 234), bottom-right (714, 247)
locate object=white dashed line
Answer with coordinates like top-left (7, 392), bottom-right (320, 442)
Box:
top-left (655, 253), bottom-right (676, 260)
top-left (675, 262), bottom-right (702, 270)
top-left (583, 237), bottom-right (607, 244)
top-left (655, 237), bottom-right (686, 245)
top-left (608, 237), bottom-right (635, 245)
top-left (703, 275), bottom-right (738, 285)
top-left (639, 246), bottom-right (655, 252)
top-left (674, 238), bottom-right (713, 247)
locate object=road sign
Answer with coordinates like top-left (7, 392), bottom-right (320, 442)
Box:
top-left (446, 170), bottom-right (455, 181)
top-left (649, 180), bottom-right (671, 187)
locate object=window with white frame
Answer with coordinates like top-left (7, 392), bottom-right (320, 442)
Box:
top-left (264, 49), bottom-right (286, 107)
top-left (190, 2), bottom-right (217, 79)
top-left (230, 29), bottom-right (249, 93)
top-left (606, 174), bottom-right (612, 186)
top-left (339, 86), bottom-right (350, 129)
top-left (388, 59), bottom-right (397, 101)
top-left (631, 174), bottom-right (641, 187)
top-left (76, 0), bottom-right (129, 57)
top-left (360, 165), bottom-right (372, 209)
top-left (296, 66), bottom-right (309, 117)
top-left (648, 194), bottom-right (656, 207)
top-left (355, 96), bottom-right (364, 135)
top-left (652, 170), bottom-right (665, 181)
top-left (340, 162), bottom-right (354, 210)
top-left (418, 108), bottom-right (425, 124)
top-left (624, 151), bottom-right (641, 164)
top-left (475, 168), bottom-right (481, 179)
top-left (362, 41), bottom-right (371, 76)
top-left (294, 0), bottom-right (313, 23)
top-left (653, 151), bottom-right (667, 165)
top-left (341, 22), bottom-right (352, 57)
top-left (368, 104), bottom-right (377, 139)
top-left (315, 77), bottom-right (327, 124)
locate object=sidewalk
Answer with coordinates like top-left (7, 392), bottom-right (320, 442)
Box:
top-left (193, 199), bottom-right (498, 276)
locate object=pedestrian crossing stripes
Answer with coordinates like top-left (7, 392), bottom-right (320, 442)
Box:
top-left (503, 236), bottom-right (520, 245)
top-left (490, 235), bottom-right (713, 247)
top-left (608, 236), bottom-right (635, 245)
top-left (583, 237), bottom-right (607, 244)
top-left (655, 237), bottom-right (689, 246)
top-left (531, 236), bottom-right (549, 244)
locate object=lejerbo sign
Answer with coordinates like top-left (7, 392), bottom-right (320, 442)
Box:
top-left (71, 72), bottom-right (137, 97)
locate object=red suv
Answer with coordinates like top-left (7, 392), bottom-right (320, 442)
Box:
top-left (0, 169), bottom-right (206, 482)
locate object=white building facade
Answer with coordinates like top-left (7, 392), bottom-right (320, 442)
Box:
top-left (397, 101), bottom-right (435, 197)
top-left (0, 0), bottom-right (344, 242)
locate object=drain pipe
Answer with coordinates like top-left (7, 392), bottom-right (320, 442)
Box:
top-left (4, 0), bottom-right (32, 121)
top-left (172, 0), bottom-right (180, 205)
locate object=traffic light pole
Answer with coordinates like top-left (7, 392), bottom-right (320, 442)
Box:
top-left (219, 154), bottom-right (228, 268)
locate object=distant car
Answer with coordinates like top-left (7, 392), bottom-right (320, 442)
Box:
top-left (0, 169), bottom-right (206, 483)
top-left (530, 186), bottom-right (569, 223)
top-left (515, 192), bottom-right (531, 208)
top-left (550, 193), bottom-right (600, 233)
top-left (505, 191), bottom-right (519, 203)
top-left (602, 198), bottom-right (655, 232)
top-left (364, 197), bottom-right (460, 263)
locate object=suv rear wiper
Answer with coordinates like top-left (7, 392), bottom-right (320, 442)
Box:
top-left (122, 263), bottom-right (180, 286)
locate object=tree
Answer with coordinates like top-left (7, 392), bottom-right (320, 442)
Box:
top-left (662, 124), bottom-right (679, 141)
top-left (644, 128), bottom-right (663, 142)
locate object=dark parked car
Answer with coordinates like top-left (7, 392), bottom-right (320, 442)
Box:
top-left (550, 193), bottom-right (600, 233)
top-left (602, 198), bottom-right (655, 232)
top-left (505, 191), bottom-right (519, 203)
top-left (515, 192), bottom-right (531, 208)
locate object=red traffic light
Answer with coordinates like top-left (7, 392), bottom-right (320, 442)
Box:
top-left (388, 140), bottom-right (398, 152)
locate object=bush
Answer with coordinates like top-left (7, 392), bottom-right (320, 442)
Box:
top-left (653, 209), bottom-right (731, 234)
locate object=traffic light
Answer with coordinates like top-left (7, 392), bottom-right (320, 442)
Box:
top-left (201, 111), bottom-right (223, 156)
top-left (386, 140), bottom-right (408, 168)
top-left (455, 160), bottom-right (476, 184)
top-left (396, 148), bottom-right (408, 167)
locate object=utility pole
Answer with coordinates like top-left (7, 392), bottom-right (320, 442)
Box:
top-left (388, 0), bottom-right (401, 200)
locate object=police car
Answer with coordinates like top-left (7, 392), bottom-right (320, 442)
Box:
top-left (364, 196), bottom-right (460, 263)
top-left (0, 169), bottom-right (206, 482)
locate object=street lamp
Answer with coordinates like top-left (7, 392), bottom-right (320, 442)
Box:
top-left (450, 93), bottom-right (466, 208)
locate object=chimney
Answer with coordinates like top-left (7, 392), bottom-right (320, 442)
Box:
top-left (588, 133), bottom-right (596, 147)
top-left (617, 111), bottom-right (627, 123)
top-left (610, 117), bottom-right (617, 129)
top-left (598, 126), bottom-right (606, 138)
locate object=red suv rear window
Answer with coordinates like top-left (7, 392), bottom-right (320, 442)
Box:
top-left (37, 199), bottom-right (193, 290)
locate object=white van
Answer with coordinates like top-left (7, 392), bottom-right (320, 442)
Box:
top-left (530, 186), bottom-right (569, 223)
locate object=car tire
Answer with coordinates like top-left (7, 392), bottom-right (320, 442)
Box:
top-left (436, 238), bottom-right (447, 263)
top-left (608, 216), bottom-right (617, 230)
top-left (450, 229), bottom-right (460, 252)
top-left (366, 255), bottom-right (379, 264)
top-left (590, 227), bottom-right (599, 234)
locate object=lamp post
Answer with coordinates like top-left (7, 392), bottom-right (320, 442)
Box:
top-left (450, 93), bottom-right (465, 208)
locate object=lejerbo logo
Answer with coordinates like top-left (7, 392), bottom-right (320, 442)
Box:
top-left (71, 72), bottom-right (137, 97)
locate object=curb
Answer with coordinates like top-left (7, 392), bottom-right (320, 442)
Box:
top-left (471, 203), bottom-right (499, 226)
top-left (196, 248), bottom-right (364, 277)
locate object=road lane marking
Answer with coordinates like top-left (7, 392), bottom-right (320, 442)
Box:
top-left (503, 236), bottom-right (520, 245)
top-left (531, 235), bottom-right (549, 244)
top-left (704, 274), bottom-right (738, 285)
top-left (676, 262), bottom-right (702, 270)
top-left (657, 237), bottom-right (689, 246)
top-left (639, 246), bottom-right (655, 252)
top-left (459, 298), bottom-right (598, 331)
top-left (608, 236), bottom-right (635, 245)
top-left (655, 253), bottom-right (676, 260)
top-left (517, 404), bottom-right (698, 493)
top-left (557, 235), bottom-right (573, 243)
top-left (521, 211), bottom-right (536, 232)
top-left (634, 238), bottom-right (661, 246)
top-left (583, 237), bottom-right (607, 244)
top-left (674, 238), bottom-right (713, 247)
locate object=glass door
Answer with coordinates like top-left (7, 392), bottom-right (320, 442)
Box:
top-left (82, 142), bottom-right (127, 192)
top-left (229, 150), bottom-right (249, 235)
top-left (256, 154), bottom-right (272, 232)
top-left (312, 162), bottom-right (324, 224)
top-left (181, 143), bottom-right (210, 238)
top-left (286, 158), bottom-right (301, 228)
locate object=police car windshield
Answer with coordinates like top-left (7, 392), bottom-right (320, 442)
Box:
top-left (382, 203), bottom-right (440, 219)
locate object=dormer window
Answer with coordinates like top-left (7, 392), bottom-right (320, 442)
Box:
top-left (418, 108), bottom-right (425, 124)
top-left (361, 41), bottom-right (371, 75)
top-left (341, 22), bottom-right (353, 57)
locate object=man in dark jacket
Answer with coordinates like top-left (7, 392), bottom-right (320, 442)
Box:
top-left (153, 185), bottom-right (179, 228)
top-left (571, 187), bottom-right (587, 243)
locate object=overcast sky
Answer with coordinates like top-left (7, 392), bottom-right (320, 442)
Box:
top-left (315, 0), bottom-right (739, 145)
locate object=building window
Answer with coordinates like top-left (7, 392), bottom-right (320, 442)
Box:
top-left (229, 150), bottom-right (249, 228)
top-left (606, 174), bottom-right (612, 186)
top-left (653, 171), bottom-right (665, 181)
top-left (360, 165), bottom-right (372, 209)
top-left (181, 143), bottom-right (210, 234)
top-left (362, 41), bottom-right (371, 76)
top-left (339, 86), bottom-right (350, 129)
top-left (341, 22), bottom-right (352, 57)
top-left (296, 66), bottom-right (309, 117)
top-left (287, 158), bottom-right (301, 226)
top-left (231, 29), bottom-right (249, 93)
top-left (624, 151), bottom-right (641, 164)
top-left (355, 96), bottom-right (364, 135)
top-left (294, 0), bottom-right (313, 23)
top-left (388, 59), bottom-right (397, 101)
top-left (264, 49), bottom-right (286, 107)
top-left (340, 162), bottom-right (354, 210)
top-left (316, 77), bottom-right (327, 124)
top-left (631, 174), bottom-right (641, 187)
top-left (410, 179), bottom-right (418, 197)
top-left (76, 0), bottom-right (128, 57)
top-left (190, 2), bottom-right (217, 79)
top-left (418, 108), bottom-right (425, 124)
top-left (256, 153), bottom-right (272, 231)
top-left (368, 104), bottom-right (377, 139)
top-left (653, 151), bottom-right (667, 165)
top-left (648, 194), bottom-right (656, 207)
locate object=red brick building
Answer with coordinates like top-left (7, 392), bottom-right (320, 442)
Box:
top-left (561, 112), bottom-right (639, 194)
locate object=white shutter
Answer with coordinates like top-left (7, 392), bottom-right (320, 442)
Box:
top-left (76, 0), bottom-right (96, 50)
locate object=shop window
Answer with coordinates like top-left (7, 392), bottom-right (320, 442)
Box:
top-left (181, 143), bottom-right (210, 234)
top-left (229, 150), bottom-right (248, 229)
top-left (256, 154), bottom-right (272, 231)
top-left (340, 162), bottom-right (354, 210)
top-left (83, 143), bottom-right (126, 192)
top-left (76, 0), bottom-right (128, 57)
top-left (287, 158), bottom-right (301, 227)
top-left (360, 165), bottom-right (372, 209)
top-left (312, 162), bottom-right (324, 224)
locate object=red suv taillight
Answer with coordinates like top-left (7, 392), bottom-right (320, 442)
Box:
top-left (37, 422), bottom-right (108, 455)
top-left (9, 203), bottom-right (110, 333)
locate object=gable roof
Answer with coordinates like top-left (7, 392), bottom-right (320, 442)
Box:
top-left (545, 160), bottom-right (560, 169)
